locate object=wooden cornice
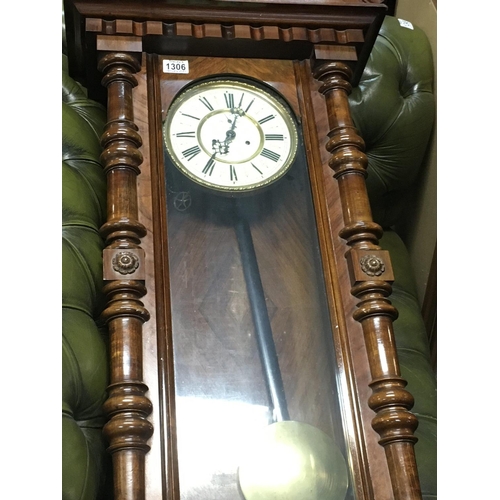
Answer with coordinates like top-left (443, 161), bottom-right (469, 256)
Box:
top-left (64, 0), bottom-right (386, 102)
top-left (70, 0), bottom-right (385, 27)
top-left (86, 18), bottom-right (366, 44)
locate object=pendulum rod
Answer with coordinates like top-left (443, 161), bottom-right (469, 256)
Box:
top-left (234, 203), bottom-right (350, 500)
top-left (234, 213), bottom-right (290, 423)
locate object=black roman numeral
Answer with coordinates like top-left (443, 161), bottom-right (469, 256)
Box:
top-left (181, 112), bottom-right (201, 120)
top-left (258, 115), bottom-right (275, 124)
top-left (225, 92), bottom-right (235, 109)
top-left (230, 165), bottom-right (238, 181)
top-left (176, 131), bottom-right (196, 138)
top-left (251, 163), bottom-right (263, 175)
top-left (199, 97), bottom-right (214, 111)
top-left (260, 148), bottom-right (280, 162)
top-left (245, 99), bottom-right (254, 113)
top-left (182, 145), bottom-right (201, 161)
top-left (265, 134), bottom-right (284, 141)
top-left (202, 157), bottom-right (216, 175)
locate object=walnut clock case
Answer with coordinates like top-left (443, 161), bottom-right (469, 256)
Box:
top-left (63, 2), bottom-right (424, 500)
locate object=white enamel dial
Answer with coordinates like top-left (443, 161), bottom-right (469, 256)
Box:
top-left (163, 79), bottom-right (298, 193)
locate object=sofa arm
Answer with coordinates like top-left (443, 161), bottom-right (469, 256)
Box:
top-left (62, 54), bottom-right (111, 500)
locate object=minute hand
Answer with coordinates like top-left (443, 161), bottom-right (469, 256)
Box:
top-left (223, 108), bottom-right (244, 148)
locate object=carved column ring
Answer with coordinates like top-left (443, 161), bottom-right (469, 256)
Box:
top-left (328, 150), bottom-right (368, 176)
top-left (351, 280), bottom-right (393, 297)
top-left (101, 300), bottom-right (151, 324)
top-left (368, 386), bottom-right (415, 411)
top-left (371, 409), bottom-right (419, 444)
top-left (98, 52), bottom-right (141, 75)
top-left (104, 392), bottom-right (153, 417)
top-left (101, 67), bottom-right (138, 88)
top-left (313, 60), bottom-right (352, 80)
top-left (318, 76), bottom-right (352, 95)
top-left (353, 299), bottom-right (399, 322)
top-left (100, 141), bottom-right (144, 174)
top-left (339, 221), bottom-right (383, 242)
top-left (101, 122), bottom-right (143, 149)
top-left (103, 413), bottom-right (154, 453)
top-left (103, 279), bottom-right (147, 297)
top-left (100, 218), bottom-right (147, 242)
top-left (326, 128), bottom-right (366, 153)
top-left (313, 61), bottom-right (353, 94)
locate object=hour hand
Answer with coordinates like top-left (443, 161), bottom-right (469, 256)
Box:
top-left (215, 116), bottom-right (239, 155)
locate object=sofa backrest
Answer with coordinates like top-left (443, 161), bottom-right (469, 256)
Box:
top-left (62, 54), bottom-right (112, 500)
top-left (349, 15), bottom-right (435, 228)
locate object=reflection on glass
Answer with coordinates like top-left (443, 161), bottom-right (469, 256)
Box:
top-left (163, 81), bottom-right (354, 500)
top-left (176, 397), bottom-right (270, 497)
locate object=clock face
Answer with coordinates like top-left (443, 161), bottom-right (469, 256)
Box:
top-left (163, 78), bottom-right (298, 193)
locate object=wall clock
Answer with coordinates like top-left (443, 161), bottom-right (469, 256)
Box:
top-left (64, 2), bottom-right (424, 500)
top-left (163, 77), bottom-right (298, 193)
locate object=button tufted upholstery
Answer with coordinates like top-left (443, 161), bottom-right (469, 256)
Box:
top-left (349, 16), bottom-right (437, 500)
top-left (349, 15), bottom-right (436, 229)
top-left (62, 54), bottom-right (112, 500)
top-left (61, 14), bottom-right (436, 500)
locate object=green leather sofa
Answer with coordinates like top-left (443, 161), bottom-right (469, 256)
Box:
top-left (62, 54), bottom-right (112, 500)
top-left (62, 15), bottom-right (436, 500)
top-left (350, 17), bottom-right (437, 500)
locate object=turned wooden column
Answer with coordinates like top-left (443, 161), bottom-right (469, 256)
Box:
top-left (313, 61), bottom-right (422, 500)
top-left (98, 51), bottom-right (153, 500)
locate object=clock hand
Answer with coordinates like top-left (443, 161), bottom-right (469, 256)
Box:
top-left (212, 137), bottom-right (229, 155)
top-left (212, 111), bottom-right (242, 156)
top-left (212, 116), bottom-right (238, 155)
top-left (228, 105), bottom-right (246, 116)
top-left (222, 108), bottom-right (246, 152)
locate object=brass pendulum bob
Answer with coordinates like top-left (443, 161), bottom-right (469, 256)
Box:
top-left (234, 212), bottom-right (349, 500)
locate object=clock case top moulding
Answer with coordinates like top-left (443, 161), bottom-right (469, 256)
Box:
top-left (63, 2), bottom-right (424, 500)
top-left (64, 0), bottom-right (387, 105)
